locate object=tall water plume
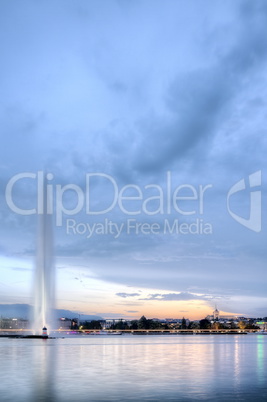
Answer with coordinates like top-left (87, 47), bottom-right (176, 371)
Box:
top-left (32, 176), bottom-right (55, 334)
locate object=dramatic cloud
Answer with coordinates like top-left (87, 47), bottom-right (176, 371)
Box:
top-left (0, 0), bottom-right (266, 318)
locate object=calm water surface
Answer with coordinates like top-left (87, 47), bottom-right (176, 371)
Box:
top-left (0, 334), bottom-right (267, 401)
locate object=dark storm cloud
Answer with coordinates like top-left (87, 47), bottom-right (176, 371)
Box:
top-left (132, 0), bottom-right (267, 174)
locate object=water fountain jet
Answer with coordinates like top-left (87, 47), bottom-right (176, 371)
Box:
top-left (32, 177), bottom-right (55, 335)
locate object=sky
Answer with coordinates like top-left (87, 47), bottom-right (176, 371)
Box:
top-left (0, 0), bottom-right (267, 320)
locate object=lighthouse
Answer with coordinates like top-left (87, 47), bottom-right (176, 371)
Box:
top-left (42, 327), bottom-right (48, 338)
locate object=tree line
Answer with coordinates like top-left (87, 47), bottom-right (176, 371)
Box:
top-left (77, 316), bottom-right (260, 331)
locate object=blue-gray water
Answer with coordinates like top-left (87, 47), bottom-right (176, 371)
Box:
top-left (1, 334), bottom-right (267, 401)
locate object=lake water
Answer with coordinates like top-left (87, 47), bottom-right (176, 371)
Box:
top-left (0, 334), bottom-right (267, 401)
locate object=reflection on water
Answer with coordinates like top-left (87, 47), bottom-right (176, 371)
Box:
top-left (31, 341), bottom-right (56, 402)
top-left (233, 338), bottom-right (240, 389)
top-left (0, 335), bottom-right (267, 401)
top-left (257, 335), bottom-right (265, 385)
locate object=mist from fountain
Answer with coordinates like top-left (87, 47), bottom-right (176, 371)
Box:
top-left (32, 177), bottom-right (55, 334)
